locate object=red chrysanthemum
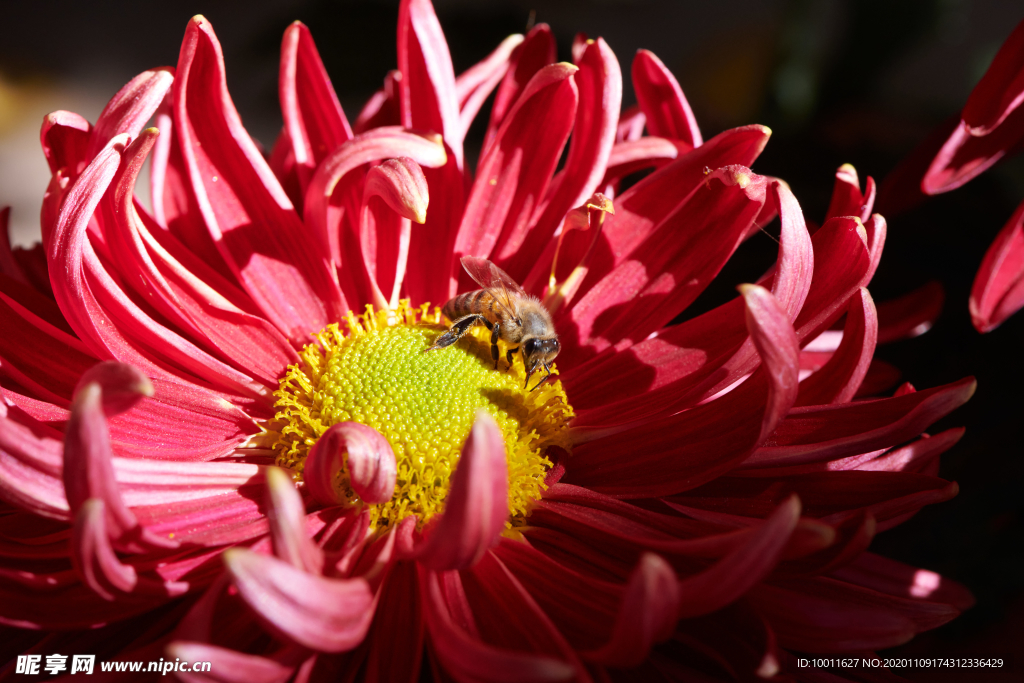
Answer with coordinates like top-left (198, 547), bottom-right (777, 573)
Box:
top-left (879, 17), bottom-right (1024, 333)
top-left (1, 2), bottom-right (976, 681)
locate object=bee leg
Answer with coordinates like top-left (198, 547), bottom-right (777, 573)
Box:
top-left (425, 314), bottom-right (487, 352)
top-left (490, 323), bottom-right (501, 369)
top-left (505, 347), bottom-right (518, 370)
top-left (529, 361), bottom-right (555, 392)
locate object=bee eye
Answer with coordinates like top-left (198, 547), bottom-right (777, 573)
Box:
top-left (524, 339), bottom-right (539, 355)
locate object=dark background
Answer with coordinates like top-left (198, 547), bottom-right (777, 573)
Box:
top-left (1, 1), bottom-right (1022, 679)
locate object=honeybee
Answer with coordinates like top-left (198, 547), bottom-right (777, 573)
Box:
top-left (426, 256), bottom-right (560, 391)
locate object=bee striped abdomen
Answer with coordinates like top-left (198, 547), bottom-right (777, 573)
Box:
top-left (444, 290), bottom-right (494, 323)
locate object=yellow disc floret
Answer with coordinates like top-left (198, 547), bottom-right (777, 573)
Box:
top-left (268, 301), bottom-right (573, 533)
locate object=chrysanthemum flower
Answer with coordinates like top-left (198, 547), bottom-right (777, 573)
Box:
top-left (1, 1), bottom-right (977, 680)
top-left (880, 17), bottom-right (1024, 332)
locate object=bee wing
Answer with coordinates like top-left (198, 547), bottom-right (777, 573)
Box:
top-left (461, 256), bottom-right (526, 320)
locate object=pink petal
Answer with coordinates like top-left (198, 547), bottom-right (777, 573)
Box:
top-left (455, 34), bottom-right (525, 140)
top-left (70, 498), bottom-right (138, 600)
top-left (419, 567), bottom-right (575, 682)
top-left (632, 49), bottom-right (702, 148)
top-left (415, 411), bottom-right (508, 571)
top-left (584, 553), bottom-right (679, 667)
top-left (63, 371), bottom-right (176, 552)
top-left (265, 467), bottom-right (324, 574)
top-left (360, 157), bottom-right (429, 307)
top-left (173, 17), bottom-right (343, 340)
top-left (87, 68), bottom-right (174, 160)
top-left (302, 127), bottom-right (446, 278)
top-left (453, 63), bottom-right (578, 284)
top-left (961, 18), bottom-right (1024, 134)
top-left (599, 136), bottom-right (682, 188)
top-left (40, 110), bottom-right (91, 177)
top-left (496, 37), bottom-right (622, 283)
top-left (876, 281), bottom-right (944, 343)
top-left (75, 361), bottom-right (153, 416)
top-left (167, 641), bottom-right (296, 683)
top-left (824, 163), bottom-right (875, 223)
top-left (741, 283), bottom-right (800, 440)
top-left (0, 405), bottom-right (68, 519)
top-left (304, 422), bottom-right (397, 506)
top-left (48, 135), bottom-right (269, 399)
top-left (796, 288), bottom-right (877, 406)
top-left (107, 130), bottom-right (297, 387)
top-left (279, 22), bottom-right (353, 199)
top-left (875, 114), bottom-right (959, 216)
top-left (970, 197), bottom-right (1024, 331)
top-left (225, 548), bottom-right (373, 652)
top-left (397, 0), bottom-right (462, 167)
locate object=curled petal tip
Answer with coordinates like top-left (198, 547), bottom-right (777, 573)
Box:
top-left (75, 362), bottom-right (153, 416)
top-left (305, 422), bottom-right (397, 506)
top-left (365, 157), bottom-right (430, 224)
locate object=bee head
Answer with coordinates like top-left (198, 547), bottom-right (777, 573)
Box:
top-left (522, 337), bottom-right (560, 364)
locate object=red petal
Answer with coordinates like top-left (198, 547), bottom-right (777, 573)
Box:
top-left (224, 548), bottom-right (374, 652)
top-left (824, 163), bottom-right (875, 223)
top-left (40, 110), bottom-right (91, 178)
top-left (676, 495), bottom-right (800, 619)
top-left (0, 208), bottom-right (29, 285)
top-left (876, 281), bottom-right (944, 343)
top-left (483, 24), bottom-right (557, 155)
top-left (566, 286), bottom-right (799, 497)
top-left (497, 37), bottom-right (622, 283)
top-left (415, 412), bottom-right (507, 571)
top-left (354, 70), bottom-right (402, 134)
top-left (397, 0), bottom-right (462, 167)
top-left (304, 422), bottom-right (397, 506)
top-left (875, 114), bottom-right (959, 216)
top-left (746, 377), bottom-right (975, 468)
top-left (796, 288), bottom-right (877, 406)
top-left (167, 641), bottom-right (295, 683)
top-left (107, 129), bottom-right (297, 388)
top-left (419, 567), bottom-right (575, 682)
top-left (584, 553), bottom-right (679, 667)
top-left (174, 17), bottom-right (343, 340)
top-left (961, 18), bottom-right (1024, 134)
top-left (922, 107), bottom-right (1024, 194)
top-left (565, 180), bottom-right (811, 424)
top-left (453, 63), bottom-right (578, 281)
top-left (749, 576), bottom-right (959, 652)
top-left (632, 49), bottom-right (702, 148)
top-left (565, 167), bottom-right (768, 357)
top-left (970, 197), bottom-right (1024, 331)
top-left (362, 561), bottom-right (424, 683)
top-left (265, 467), bottom-right (324, 574)
top-left (279, 22), bottom-right (353, 199)
top-left (831, 552), bottom-right (974, 611)
top-left (70, 498), bottom-right (138, 600)
top-left (573, 125), bottom-right (770, 305)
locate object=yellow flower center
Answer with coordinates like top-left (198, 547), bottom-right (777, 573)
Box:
top-left (268, 301), bottom-right (573, 533)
